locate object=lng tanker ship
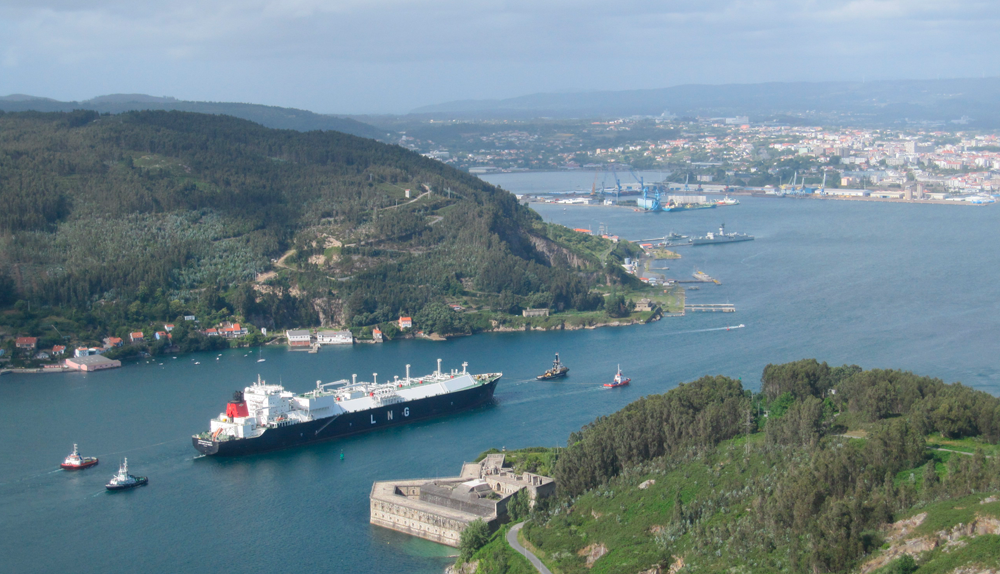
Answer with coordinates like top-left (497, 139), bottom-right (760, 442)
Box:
top-left (193, 359), bottom-right (501, 456)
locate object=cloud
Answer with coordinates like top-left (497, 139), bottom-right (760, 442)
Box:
top-left (0, 0), bottom-right (997, 112)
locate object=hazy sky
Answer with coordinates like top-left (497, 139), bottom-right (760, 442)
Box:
top-left (1, 0), bottom-right (997, 114)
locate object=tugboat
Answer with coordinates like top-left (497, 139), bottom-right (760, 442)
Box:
top-left (537, 353), bottom-right (569, 380)
top-left (604, 366), bottom-right (631, 388)
top-left (105, 458), bottom-right (148, 491)
top-left (61, 444), bottom-right (99, 470)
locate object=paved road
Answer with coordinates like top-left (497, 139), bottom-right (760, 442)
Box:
top-left (507, 522), bottom-right (552, 574)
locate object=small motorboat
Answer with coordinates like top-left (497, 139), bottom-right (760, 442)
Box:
top-left (61, 444), bottom-right (99, 470)
top-left (604, 365), bottom-right (631, 388)
top-left (105, 458), bottom-right (148, 491)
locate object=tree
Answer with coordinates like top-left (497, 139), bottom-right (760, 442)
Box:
top-left (923, 461), bottom-right (939, 493)
top-left (506, 489), bottom-right (529, 523)
top-left (459, 519), bottom-right (491, 561)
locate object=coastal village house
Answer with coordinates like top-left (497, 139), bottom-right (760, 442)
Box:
top-left (15, 337), bottom-right (38, 352)
top-left (372, 328), bottom-right (383, 343)
top-left (286, 330), bottom-right (312, 347)
top-left (317, 330), bottom-right (353, 345)
top-left (635, 298), bottom-right (656, 312)
top-left (52, 345), bottom-right (66, 356)
top-left (398, 316), bottom-right (412, 329)
top-left (522, 308), bottom-right (549, 317)
top-left (103, 337), bottom-right (123, 348)
top-left (129, 332), bottom-right (144, 344)
top-left (219, 322), bottom-right (247, 338)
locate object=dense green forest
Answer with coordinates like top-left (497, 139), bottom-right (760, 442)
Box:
top-left (0, 110), bottom-right (644, 357)
top-left (0, 95), bottom-right (390, 140)
top-left (457, 360), bottom-right (1000, 574)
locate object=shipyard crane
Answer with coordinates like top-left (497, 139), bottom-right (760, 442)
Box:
top-left (610, 164), bottom-right (623, 202)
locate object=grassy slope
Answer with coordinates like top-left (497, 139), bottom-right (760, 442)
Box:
top-left (519, 438), bottom-right (1000, 574)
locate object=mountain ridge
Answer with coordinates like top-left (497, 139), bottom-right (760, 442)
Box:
top-left (0, 93), bottom-right (391, 140)
top-left (410, 77), bottom-right (1000, 127)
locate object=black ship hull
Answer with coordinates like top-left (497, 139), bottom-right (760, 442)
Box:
top-left (106, 477), bottom-right (148, 491)
top-left (193, 376), bottom-right (500, 457)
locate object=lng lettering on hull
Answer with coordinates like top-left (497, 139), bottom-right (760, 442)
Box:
top-left (193, 359), bottom-right (502, 456)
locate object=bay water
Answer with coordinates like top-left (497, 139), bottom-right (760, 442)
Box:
top-left (2, 173), bottom-right (999, 573)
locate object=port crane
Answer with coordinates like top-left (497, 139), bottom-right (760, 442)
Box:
top-left (630, 167), bottom-right (664, 212)
top-left (610, 164), bottom-right (623, 203)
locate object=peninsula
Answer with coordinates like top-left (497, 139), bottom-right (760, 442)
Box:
top-left (452, 360), bottom-right (1000, 574)
top-left (0, 110), bottom-right (666, 369)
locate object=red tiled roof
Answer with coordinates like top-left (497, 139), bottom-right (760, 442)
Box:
top-left (16, 337), bottom-right (37, 345)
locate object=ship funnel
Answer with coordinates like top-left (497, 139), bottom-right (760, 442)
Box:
top-left (437, 358), bottom-right (442, 376)
top-left (406, 364), bottom-right (411, 382)
top-left (352, 374), bottom-right (357, 385)
top-left (373, 373), bottom-right (378, 385)
top-left (462, 362), bottom-right (468, 374)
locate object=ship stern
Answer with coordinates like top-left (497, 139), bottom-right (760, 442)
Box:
top-left (192, 436), bottom-right (220, 456)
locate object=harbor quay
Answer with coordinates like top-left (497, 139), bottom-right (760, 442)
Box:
top-left (369, 454), bottom-right (555, 547)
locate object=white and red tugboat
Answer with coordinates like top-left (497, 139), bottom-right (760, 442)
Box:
top-left (105, 458), bottom-right (148, 491)
top-left (61, 444), bottom-right (99, 470)
top-left (604, 366), bottom-right (631, 388)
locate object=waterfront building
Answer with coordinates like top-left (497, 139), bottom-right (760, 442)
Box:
top-left (286, 330), bottom-right (312, 347)
top-left (65, 355), bottom-right (122, 372)
top-left (317, 330), bottom-right (353, 345)
top-left (522, 308), bottom-right (549, 317)
top-left (370, 454), bottom-right (554, 547)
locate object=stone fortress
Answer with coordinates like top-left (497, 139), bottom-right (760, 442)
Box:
top-left (369, 453), bottom-right (555, 547)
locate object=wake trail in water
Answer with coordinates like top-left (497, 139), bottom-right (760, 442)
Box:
top-left (0, 439), bottom-right (187, 486)
top-left (664, 325), bottom-right (747, 336)
top-left (96, 438), bottom-right (187, 459)
top-left (741, 251), bottom-right (767, 264)
top-left (500, 386), bottom-right (606, 407)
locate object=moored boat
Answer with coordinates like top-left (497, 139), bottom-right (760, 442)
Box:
top-left (61, 444), bottom-right (99, 470)
top-left (105, 458), bottom-right (148, 491)
top-left (604, 366), bottom-right (631, 388)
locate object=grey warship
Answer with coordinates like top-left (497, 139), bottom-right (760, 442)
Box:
top-left (691, 224), bottom-right (754, 246)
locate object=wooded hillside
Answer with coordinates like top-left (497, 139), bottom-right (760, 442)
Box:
top-left (464, 360), bottom-right (1000, 574)
top-left (0, 110), bottom-right (637, 351)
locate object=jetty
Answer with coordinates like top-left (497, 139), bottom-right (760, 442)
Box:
top-left (685, 304), bottom-right (736, 313)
